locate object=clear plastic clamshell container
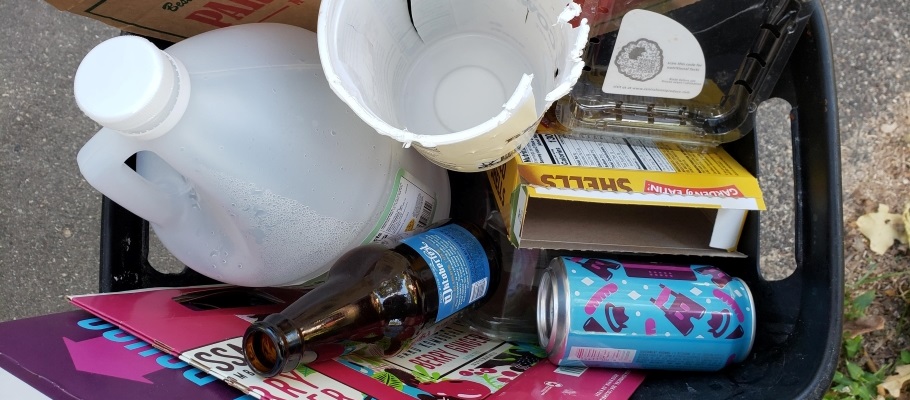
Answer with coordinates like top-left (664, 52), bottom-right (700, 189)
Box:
top-left (553, 0), bottom-right (813, 147)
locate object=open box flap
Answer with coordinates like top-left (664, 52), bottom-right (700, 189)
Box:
top-left (512, 195), bottom-right (748, 257)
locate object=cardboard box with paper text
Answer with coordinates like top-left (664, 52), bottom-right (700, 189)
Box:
top-left (46, 0), bottom-right (320, 43)
top-left (487, 134), bottom-right (765, 257)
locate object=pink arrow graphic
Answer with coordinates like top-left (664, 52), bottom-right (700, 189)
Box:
top-left (63, 336), bottom-right (164, 383)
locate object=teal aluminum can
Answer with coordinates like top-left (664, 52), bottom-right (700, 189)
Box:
top-left (537, 256), bottom-right (755, 371)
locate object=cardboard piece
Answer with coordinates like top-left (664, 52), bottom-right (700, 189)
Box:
top-left (45, 0), bottom-right (320, 43)
top-left (488, 133), bottom-right (765, 257)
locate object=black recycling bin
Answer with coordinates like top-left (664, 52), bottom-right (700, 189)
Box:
top-left (96, 1), bottom-right (843, 398)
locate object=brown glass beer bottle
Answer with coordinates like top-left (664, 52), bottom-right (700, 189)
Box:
top-left (243, 219), bottom-right (500, 377)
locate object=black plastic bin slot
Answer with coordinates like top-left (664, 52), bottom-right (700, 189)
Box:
top-left (96, 1), bottom-right (842, 398)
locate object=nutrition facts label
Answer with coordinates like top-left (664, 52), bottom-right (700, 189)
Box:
top-left (364, 169), bottom-right (436, 246)
top-left (518, 134), bottom-right (676, 172)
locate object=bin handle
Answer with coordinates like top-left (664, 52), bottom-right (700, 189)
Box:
top-left (77, 128), bottom-right (179, 226)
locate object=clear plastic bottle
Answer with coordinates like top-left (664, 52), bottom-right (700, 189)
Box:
top-left (74, 24), bottom-right (451, 287)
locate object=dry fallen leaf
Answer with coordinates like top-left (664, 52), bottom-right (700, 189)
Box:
top-left (857, 204), bottom-right (907, 255)
top-left (843, 315), bottom-right (886, 338)
top-left (878, 364), bottom-right (910, 398)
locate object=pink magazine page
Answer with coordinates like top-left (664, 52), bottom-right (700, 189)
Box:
top-left (70, 286), bottom-right (530, 399)
top-left (315, 323), bottom-right (550, 399)
top-left (178, 337), bottom-right (390, 400)
top-left (489, 361), bottom-right (646, 400)
top-left (69, 285), bottom-right (307, 354)
top-left (70, 286), bottom-right (644, 399)
top-left (69, 286), bottom-right (378, 400)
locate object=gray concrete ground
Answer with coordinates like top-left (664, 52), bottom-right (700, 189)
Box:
top-left (0, 0), bottom-right (904, 322)
top-left (1, 1), bottom-right (118, 321)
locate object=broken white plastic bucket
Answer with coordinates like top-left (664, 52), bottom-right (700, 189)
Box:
top-left (317, 0), bottom-right (588, 171)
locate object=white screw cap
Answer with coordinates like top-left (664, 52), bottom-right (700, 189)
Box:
top-left (74, 35), bottom-right (182, 134)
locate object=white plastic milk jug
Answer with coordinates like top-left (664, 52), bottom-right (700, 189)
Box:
top-left (74, 23), bottom-right (451, 287)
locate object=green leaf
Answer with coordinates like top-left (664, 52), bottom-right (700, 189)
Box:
top-left (823, 389), bottom-right (844, 400)
top-left (846, 361), bottom-right (865, 381)
top-left (871, 362), bottom-right (892, 381)
top-left (481, 374), bottom-right (504, 389)
top-left (844, 335), bottom-right (863, 359)
top-left (372, 371), bottom-right (405, 391)
top-left (413, 364), bottom-right (429, 376)
top-left (853, 382), bottom-right (874, 400)
top-left (901, 350), bottom-right (910, 365)
top-left (412, 364), bottom-right (438, 383)
top-left (831, 371), bottom-right (849, 385)
top-left (852, 291), bottom-right (876, 314)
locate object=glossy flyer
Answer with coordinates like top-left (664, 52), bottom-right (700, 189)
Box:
top-left (70, 285), bottom-right (645, 399)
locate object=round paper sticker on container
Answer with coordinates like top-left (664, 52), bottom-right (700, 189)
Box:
top-left (317, 0), bottom-right (589, 171)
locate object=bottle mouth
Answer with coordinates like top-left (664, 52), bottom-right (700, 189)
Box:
top-left (244, 327), bottom-right (280, 376)
top-left (243, 319), bottom-right (302, 377)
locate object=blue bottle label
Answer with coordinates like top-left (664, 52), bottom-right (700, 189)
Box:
top-left (402, 224), bottom-right (490, 322)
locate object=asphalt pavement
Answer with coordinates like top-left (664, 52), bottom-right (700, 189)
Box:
top-left (1, 0), bottom-right (907, 322)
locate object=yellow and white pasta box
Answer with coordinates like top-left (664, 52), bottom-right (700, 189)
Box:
top-left (487, 133), bottom-right (765, 257)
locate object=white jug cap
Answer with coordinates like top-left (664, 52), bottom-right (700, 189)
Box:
top-left (74, 35), bottom-right (186, 135)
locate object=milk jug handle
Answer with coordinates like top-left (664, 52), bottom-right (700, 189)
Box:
top-left (77, 129), bottom-right (179, 226)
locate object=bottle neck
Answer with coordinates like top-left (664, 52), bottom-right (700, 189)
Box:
top-left (244, 246), bottom-right (389, 376)
top-left (122, 52), bottom-right (191, 139)
top-left (243, 315), bottom-right (304, 376)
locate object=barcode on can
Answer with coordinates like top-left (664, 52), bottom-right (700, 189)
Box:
top-left (554, 365), bottom-right (587, 377)
top-left (417, 198), bottom-right (433, 227)
top-left (469, 278), bottom-right (488, 303)
top-left (568, 347), bottom-right (636, 364)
